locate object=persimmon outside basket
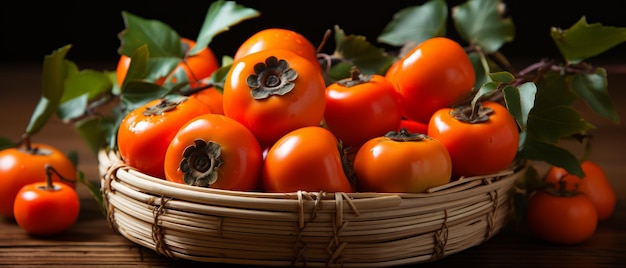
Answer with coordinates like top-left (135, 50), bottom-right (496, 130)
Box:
top-left (98, 148), bottom-right (525, 267)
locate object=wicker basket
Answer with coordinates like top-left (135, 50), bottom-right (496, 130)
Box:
top-left (98, 148), bottom-right (525, 267)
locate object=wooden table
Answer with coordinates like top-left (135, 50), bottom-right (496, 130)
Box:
top-left (1, 61), bottom-right (625, 267)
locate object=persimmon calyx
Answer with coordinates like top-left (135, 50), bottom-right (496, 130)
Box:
top-left (17, 144), bottom-right (52, 156)
top-left (143, 96), bottom-right (188, 116)
top-left (336, 66), bottom-right (372, 87)
top-left (247, 56), bottom-right (297, 99)
top-left (385, 128), bottom-right (428, 142)
top-left (180, 139), bottom-right (223, 187)
top-left (545, 178), bottom-right (581, 197)
top-left (450, 102), bottom-right (494, 124)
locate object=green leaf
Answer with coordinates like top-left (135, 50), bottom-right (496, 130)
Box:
top-left (57, 94), bottom-right (88, 121)
top-left (515, 165), bottom-right (543, 193)
top-left (206, 58), bottom-right (234, 88)
top-left (472, 81), bottom-right (498, 105)
top-left (377, 0), bottom-right (448, 47)
top-left (62, 67), bottom-right (112, 103)
top-left (328, 62), bottom-right (354, 83)
top-left (551, 16), bottom-right (626, 64)
top-left (0, 137), bottom-right (15, 150)
top-left (75, 117), bottom-right (113, 156)
top-left (67, 150), bottom-right (79, 168)
top-left (75, 169), bottom-right (105, 216)
top-left (144, 57), bottom-right (183, 83)
top-left (518, 139), bottom-right (584, 177)
top-left (121, 81), bottom-right (170, 112)
top-left (191, 0), bottom-right (260, 56)
top-left (118, 11), bottom-right (182, 58)
top-left (452, 0), bottom-right (515, 52)
top-left (106, 70), bottom-right (122, 96)
top-left (489, 71), bottom-right (515, 83)
top-left (122, 45), bottom-right (150, 87)
top-left (468, 52), bottom-right (491, 89)
top-left (25, 45), bottom-right (72, 135)
top-left (570, 68), bottom-right (620, 123)
top-left (526, 105), bottom-right (595, 144)
top-left (503, 82), bottom-right (536, 130)
top-left (332, 26), bottom-right (396, 77)
top-left (534, 71), bottom-right (578, 109)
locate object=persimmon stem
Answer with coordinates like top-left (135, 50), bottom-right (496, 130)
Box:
top-left (19, 134), bottom-right (32, 151)
top-left (44, 164), bottom-right (55, 190)
top-left (317, 29), bottom-right (331, 54)
top-left (45, 163), bottom-right (77, 188)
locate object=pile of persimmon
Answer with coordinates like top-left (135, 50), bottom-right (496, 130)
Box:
top-left (0, 141), bottom-right (80, 236)
top-left (525, 160), bottom-right (616, 245)
top-left (115, 28), bottom-right (522, 195)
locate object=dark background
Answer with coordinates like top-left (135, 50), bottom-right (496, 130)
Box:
top-left (1, 0), bottom-right (624, 68)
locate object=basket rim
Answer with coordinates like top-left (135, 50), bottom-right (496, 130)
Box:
top-left (98, 148), bottom-right (525, 200)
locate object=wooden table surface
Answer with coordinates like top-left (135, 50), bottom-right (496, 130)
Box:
top-left (1, 61), bottom-right (625, 267)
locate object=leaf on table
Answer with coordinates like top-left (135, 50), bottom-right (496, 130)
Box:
top-left (570, 68), bottom-right (620, 123)
top-left (452, 0), bottom-right (515, 52)
top-left (191, 0), bottom-right (260, 56)
top-left (118, 11), bottom-right (182, 58)
top-left (377, 0), bottom-right (448, 47)
top-left (551, 16), bottom-right (626, 64)
top-left (25, 45), bottom-right (72, 136)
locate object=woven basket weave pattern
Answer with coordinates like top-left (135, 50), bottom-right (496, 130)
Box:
top-left (98, 149), bottom-right (522, 267)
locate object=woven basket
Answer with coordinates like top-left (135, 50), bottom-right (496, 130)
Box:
top-left (98, 148), bottom-right (525, 267)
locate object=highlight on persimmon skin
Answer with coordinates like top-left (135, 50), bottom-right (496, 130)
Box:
top-left (115, 37), bottom-right (219, 88)
top-left (262, 126), bottom-right (355, 193)
top-left (233, 28), bottom-right (320, 68)
top-left (385, 36), bottom-right (475, 125)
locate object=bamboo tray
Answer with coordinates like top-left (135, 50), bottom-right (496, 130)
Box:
top-left (98, 148), bottom-right (524, 267)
